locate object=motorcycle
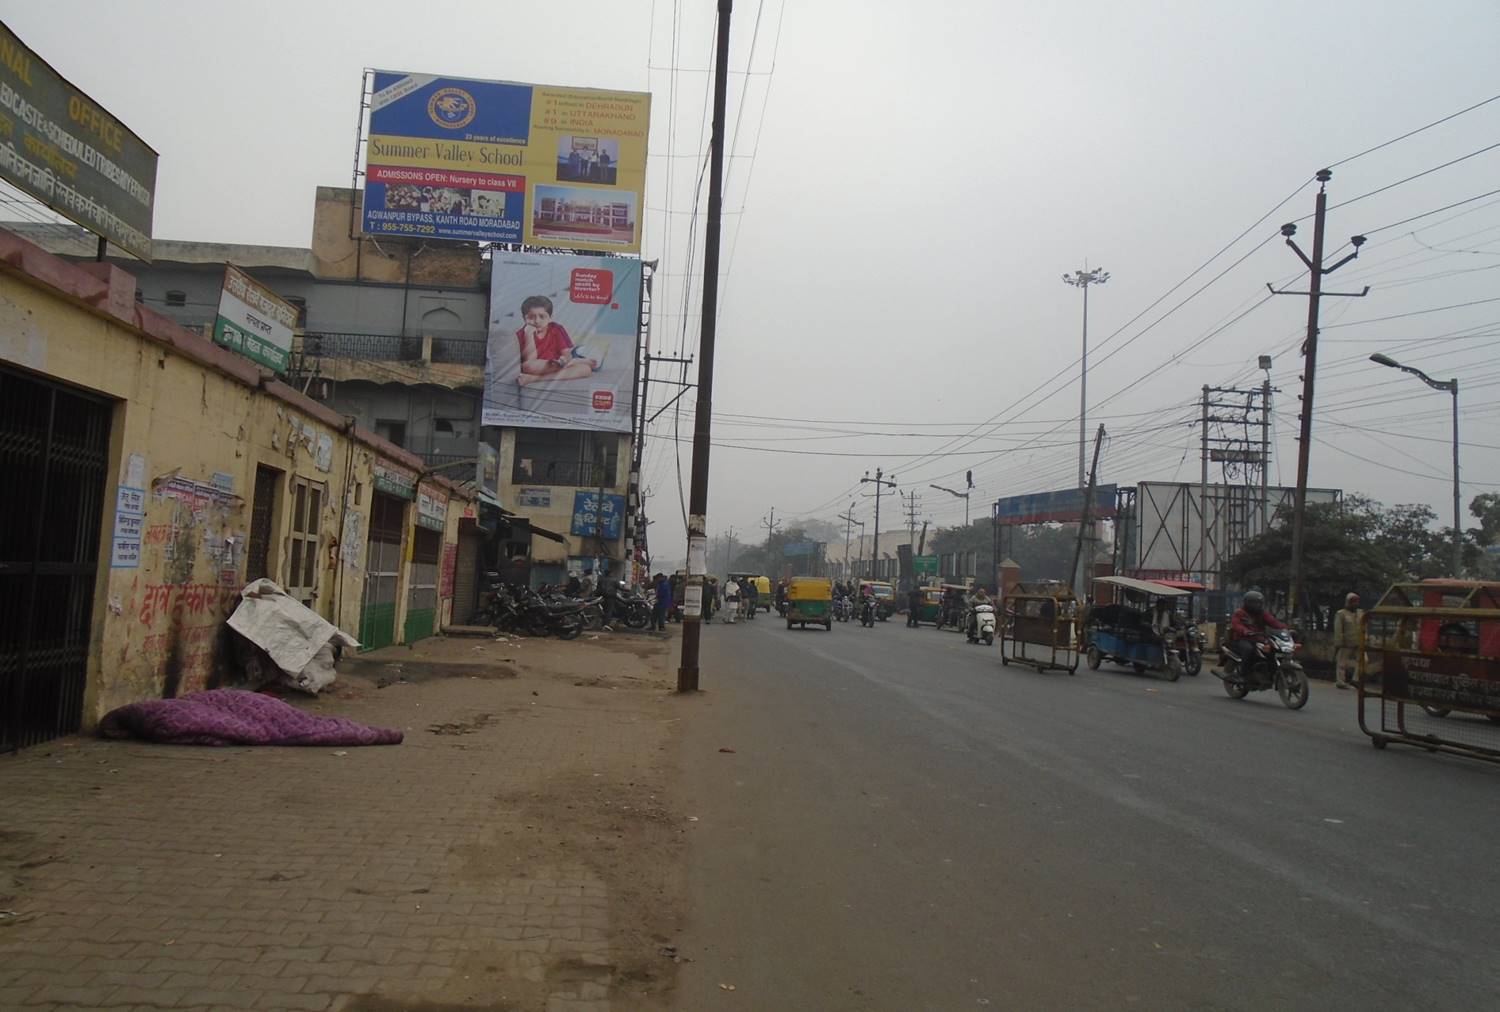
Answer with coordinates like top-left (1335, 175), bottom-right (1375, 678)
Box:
top-left (834, 596), bottom-right (852, 623)
top-left (609, 583), bottom-right (653, 630)
top-left (966, 603), bottom-right (996, 646)
top-left (859, 597), bottom-right (877, 628)
top-left (514, 586), bottom-right (587, 639)
top-left (1174, 623), bottom-right (1204, 676)
top-left (1213, 629), bottom-right (1309, 709)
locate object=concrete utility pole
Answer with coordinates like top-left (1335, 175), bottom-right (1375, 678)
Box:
top-left (761, 507), bottom-right (780, 544)
top-left (1063, 266), bottom-right (1110, 490)
top-left (838, 503), bottom-right (857, 581)
top-left (1370, 354), bottom-right (1462, 575)
top-left (1268, 169), bottom-right (1368, 619)
top-left (720, 525), bottom-right (737, 575)
top-left (677, 0), bottom-right (733, 693)
top-left (1070, 424), bottom-right (1106, 595)
top-left (861, 468), bottom-right (897, 582)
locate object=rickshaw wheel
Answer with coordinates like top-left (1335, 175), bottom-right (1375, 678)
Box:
top-left (1086, 646), bottom-right (1102, 670)
top-left (1372, 736), bottom-right (1388, 749)
top-left (824, 620), bottom-right (832, 631)
top-left (786, 619), bottom-right (794, 630)
top-left (1132, 662), bottom-right (1148, 675)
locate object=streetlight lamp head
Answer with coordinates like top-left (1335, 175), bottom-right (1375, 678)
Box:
top-left (1280, 223), bottom-right (1298, 237)
top-left (1257, 354), bottom-right (1273, 371)
top-left (1370, 353), bottom-right (1399, 368)
top-left (1350, 235), bottom-right (1367, 248)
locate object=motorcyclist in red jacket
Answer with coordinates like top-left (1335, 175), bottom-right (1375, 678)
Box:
top-left (1223, 590), bottom-right (1286, 678)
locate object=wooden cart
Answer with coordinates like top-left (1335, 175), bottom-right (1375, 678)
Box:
top-left (1000, 582), bottom-right (1080, 675)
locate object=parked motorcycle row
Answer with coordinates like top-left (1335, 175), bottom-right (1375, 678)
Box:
top-left (469, 574), bottom-right (653, 639)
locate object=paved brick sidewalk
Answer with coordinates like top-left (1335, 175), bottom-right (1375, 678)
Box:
top-left (0, 631), bottom-right (685, 1011)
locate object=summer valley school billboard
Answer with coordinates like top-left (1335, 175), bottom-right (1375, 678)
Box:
top-left (0, 22), bottom-right (157, 259)
top-left (483, 251), bottom-right (640, 434)
top-left (361, 70), bottom-right (648, 253)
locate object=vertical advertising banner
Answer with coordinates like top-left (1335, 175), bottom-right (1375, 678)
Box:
top-left (212, 265), bottom-right (297, 373)
top-left (483, 251), bottom-right (640, 432)
top-left (361, 70), bottom-right (649, 253)
top-left (0, 22), bottom-right (157, 259)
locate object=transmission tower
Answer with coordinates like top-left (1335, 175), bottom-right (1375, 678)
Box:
top-left (1199, 368), bottom-right (1277, 584)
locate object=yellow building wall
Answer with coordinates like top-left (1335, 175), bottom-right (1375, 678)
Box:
top-left (0, 252), bottom-right (471, 728)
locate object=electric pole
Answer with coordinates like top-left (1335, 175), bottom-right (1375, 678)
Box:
top-left (838, 503), bottom-right (857, 582)
top-left (676, 0), bottom-right (733, 693)
top-left (1268, 169), bottom-right (1369, 620)
top-left (1070, 424), bottom-right (1106, 595)
top-left (720, 525), bottom-right (736, 575)
top-left (861, 468), bottom-right (897, 582)
top-left (761, 507), bottom-right (780, 544)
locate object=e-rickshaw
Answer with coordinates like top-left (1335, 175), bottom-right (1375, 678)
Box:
top-left (1358, 579), bottom-right (1500, 764)
top-left (1085, 575), bottom-right (1194, 681)
top-left (1000, 582), bottom-right (1080, 674)
top-left (858, 580), bottom-right (897, 621)
top-left (785, 576), bottom-right (834, 631)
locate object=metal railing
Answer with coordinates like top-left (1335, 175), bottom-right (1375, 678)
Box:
top-left (299, 331), bottom-right (486, 365)
top-left (512, 459), bottom-right (615, 488)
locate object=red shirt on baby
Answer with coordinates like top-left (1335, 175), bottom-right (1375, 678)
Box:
top-left (518, 322), bottom-right (573, 361)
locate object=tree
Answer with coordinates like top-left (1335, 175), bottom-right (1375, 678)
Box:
top-left (928, 519), bottom-right (1082, 589)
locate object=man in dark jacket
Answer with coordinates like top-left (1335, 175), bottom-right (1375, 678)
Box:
top-left (651, 573), bottom-right (673, 631)
top-left (907, 586), bottom-right (923, 627)
top-left (1222, 590), bottom-right (1286, 678)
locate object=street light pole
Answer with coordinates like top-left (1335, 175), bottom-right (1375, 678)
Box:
top-left (1063, 266), bottom-right (1109, 489)
top-left (1370, 353), bottom-right (1462, 575)
top-left (929, 484), bottom-right (971, 527)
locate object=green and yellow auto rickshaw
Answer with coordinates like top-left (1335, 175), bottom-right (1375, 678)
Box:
top-left (785, 576), bottom-right (834, 631)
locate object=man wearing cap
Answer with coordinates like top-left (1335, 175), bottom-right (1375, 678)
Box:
top-left (1332, 592), bottom-right (1362, 690)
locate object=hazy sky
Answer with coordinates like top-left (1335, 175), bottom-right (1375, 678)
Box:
top-left (7, 0), bottom-right (1499, 566)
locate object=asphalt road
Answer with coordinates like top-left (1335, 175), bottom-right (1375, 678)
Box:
top-left (671, 613), bottom-right (1500, 1011)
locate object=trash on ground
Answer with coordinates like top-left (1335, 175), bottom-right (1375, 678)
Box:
top-left (98, 688), bottom-right (402, 746)
top-left (227, 579), bottom-right (359, 694)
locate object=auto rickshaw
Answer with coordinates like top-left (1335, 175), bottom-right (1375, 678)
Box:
top-left (910, 586), bottom-right (945, 626)
top-left (785, 576), bottom-right (834, 630)
top-left (858, 580), bottom-right (897, 621)
top-left (1085, 575), bottom-right (1194, 681)
top-left (728, 572), bottom-right (769, 619)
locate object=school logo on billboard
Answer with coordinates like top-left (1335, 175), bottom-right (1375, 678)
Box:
top-left (427, 87), bottom-right (476, 129)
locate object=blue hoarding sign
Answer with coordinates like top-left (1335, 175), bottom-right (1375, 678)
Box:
top-left (570, 491), bottom-right (626, 540)
top-left (993, 484), bottom-right (1117, 525)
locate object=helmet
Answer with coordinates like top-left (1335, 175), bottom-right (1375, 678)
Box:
top-left (1242, 590), bottom-right (1265, 615)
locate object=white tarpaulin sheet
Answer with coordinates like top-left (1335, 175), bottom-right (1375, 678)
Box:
top-left (227, 579), bottom-right (359, 694)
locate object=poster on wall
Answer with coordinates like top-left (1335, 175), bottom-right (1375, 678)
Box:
top-left (482, 251), bottom-right (640, 432)
top-left (570, 491), bottom-right (625, 541)
top-left (212, 265), bottom-right (297, 373)
top-left (360, 70), bottom-right (649, 253)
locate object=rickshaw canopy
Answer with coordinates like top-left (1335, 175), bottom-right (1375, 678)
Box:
top-left (1094, 575), bottom-right (1192, 598)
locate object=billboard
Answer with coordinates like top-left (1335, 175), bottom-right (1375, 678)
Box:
top-left (993, 485), bottom-right (1118, 525)
top-left (361, 70), bottom-right (648, 253)
top-left (1133, 481), bottom-right (1340, 581)
top-left (483, 250), bottom-right (640, 432)
top-left (212, 265), bottom-right (297, 373)
top-left (570, 491), bottom-right (625, 540)
top-left (0, 22), bottom-right (157, 259)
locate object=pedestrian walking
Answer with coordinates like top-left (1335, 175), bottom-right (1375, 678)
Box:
top-left (907, 585), bottom-right (922, 627)
top-left (651, 572), bottom-right (673, 631)
top-left (1332, 592), bottom-right (1362, 689)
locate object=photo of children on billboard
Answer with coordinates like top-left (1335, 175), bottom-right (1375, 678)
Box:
top-left (482, 251), bottom-right (641, 432)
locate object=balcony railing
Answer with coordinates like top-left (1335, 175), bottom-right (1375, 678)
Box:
top-left (299, 331), bottom-right (486, 365)
top-left (512, 459), bottom-right (616, 488)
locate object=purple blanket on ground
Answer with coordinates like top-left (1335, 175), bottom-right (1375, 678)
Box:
top-left (98, 689), bottom-right (403, 746)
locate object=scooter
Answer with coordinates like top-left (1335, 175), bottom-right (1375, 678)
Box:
top-left (966, 603), bottom-right (996, 646)
top-left (1213, 629), bottom-right (1308, 709)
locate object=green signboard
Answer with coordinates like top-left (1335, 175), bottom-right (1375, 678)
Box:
top-left (914, 555), bottom-right (939, 575)
top-left (0, 23), bottom-right (157, 259)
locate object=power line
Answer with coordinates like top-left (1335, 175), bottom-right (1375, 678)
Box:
top-left (1327, 92), bottom-right (1500, 169)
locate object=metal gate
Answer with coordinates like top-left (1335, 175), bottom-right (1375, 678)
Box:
top-left (405, 527), bottom-right (441, 643)
top-left (359, 492), bottom-right (405, 651)
top-left (1, 366), bottom-right (111, 751)
top-left (453, 521), bottom-right (481, 626)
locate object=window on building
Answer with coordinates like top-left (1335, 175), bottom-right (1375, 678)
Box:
top-left (164, 290), bottom-right (186, 307)
top-left (511, 430), bottom-right (618, 488)
top-left (285, 476), bottom-right (325, 608)
top-left (375, 419), bottom-right (407, 448)
top-left (434, 419), bottom-right (454, 434)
